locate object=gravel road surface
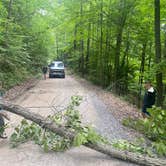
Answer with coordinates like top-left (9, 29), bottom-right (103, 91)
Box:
top-left (0, 74), bottom-right (138, 166)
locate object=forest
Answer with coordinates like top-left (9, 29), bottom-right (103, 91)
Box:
top-left (0, 0), bottom-right (166, 107)
top-left (1, 1), bottom-right (166, 164)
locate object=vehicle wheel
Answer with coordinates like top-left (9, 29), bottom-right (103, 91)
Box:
top-left (49, 74), bottom-right (52, 78)
top-left (62, 75), bottom-right (65, 78)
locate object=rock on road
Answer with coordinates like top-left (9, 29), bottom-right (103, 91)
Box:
top-left (0, 74), bottom-right (138, 166)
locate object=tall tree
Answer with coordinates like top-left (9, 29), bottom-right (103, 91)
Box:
top-left (154, 0), bottom-right (163, 106)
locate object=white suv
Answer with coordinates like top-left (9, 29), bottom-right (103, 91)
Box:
top-left (49, 61), bottom-right (65, 78)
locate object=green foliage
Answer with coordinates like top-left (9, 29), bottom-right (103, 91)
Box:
top-left (152, 141), bottom-right (166, 156)
top-left (0, 123), bottom-right (8, 137)
top-left (73, 126), bottom-right (108, 147)
top-left (122, 106), bottom-right (166, 156)
top-left (1, 0), bottom-right (165, 105)
top-left (0, 126), bottom-right (5, 136)
top-left (51, 0), bottom-right (165, 106)
top-left (10, 96), bottom-right (107, 151)
top-left (10, 120), bottom-right (41, 147)
top-left (112, 138), bottom-right (155, 157)
top-left (0, 0), bottom-right (57, 89)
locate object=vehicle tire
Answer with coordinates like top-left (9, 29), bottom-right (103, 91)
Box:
top-left (49, 74), bottom-right (52, 78)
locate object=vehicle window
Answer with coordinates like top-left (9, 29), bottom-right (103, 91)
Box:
top-left (57, 63), bottom-right (64, 67)
top-left (50, 63), bottom-right (55, 67)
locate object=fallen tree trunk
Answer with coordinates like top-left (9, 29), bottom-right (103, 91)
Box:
top-left (1, 101), bottom-right (166, 166)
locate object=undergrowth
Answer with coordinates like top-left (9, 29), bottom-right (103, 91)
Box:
top-left (122, 106), bottom-right (166, 157)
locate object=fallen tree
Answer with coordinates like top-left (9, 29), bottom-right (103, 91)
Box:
top-left (1, 100), bottom-right (166, 166)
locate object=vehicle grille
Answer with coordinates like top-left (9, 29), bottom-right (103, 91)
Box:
top-left (50, 70), bottom-right (64, 73)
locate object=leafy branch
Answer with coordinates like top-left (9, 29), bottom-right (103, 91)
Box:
top-left (10, 96), bottom-right (107, 152)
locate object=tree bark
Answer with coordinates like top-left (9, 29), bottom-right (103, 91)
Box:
top-left (1, 101), bottom-right (166, 166)
top-left (80, 0), bottom-right (84, 77)
top-left (114, 9), bottom-right (127, 94)
top-left (99, 0), bottom-right (104, 87)
top-left (74, 24), bottom-right (77, 50)
top-left (148, 42), bottom-right (153, 70)
top-left (85, 22), bottom-right (91, 73)
top-left (120, 31), bottom-right (130, 94)
top-left (138, 42), bottom-right (147, 107)
top-left (154, 0), bottom-right (163, 106)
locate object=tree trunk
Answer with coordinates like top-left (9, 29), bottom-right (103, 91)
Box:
top-left (114, 11), bottom-right (126, 94)
top-left (1, 101), bottom-right (166, 166)
top-left (163, 34), bottom-right (166, 102)
top-left (56, 35), bottom-right (59, 57)
top-left (164, 34), bottom-right (166, 59)
top-left (106, 0), bottom-right (113, 86)
top-left (148, 42), bottom-right (153, 70)
top-left (7, 0), bottom-right (13, 19)
top-left (138, 42), bottom-right (147, 107)
top-left (154, 0), bottom-right (163, 106)
top-left (120, 31), bottom-right (130, 94)
top-left (80, 0), bottom-right (84, 77)
top-left (114, 28), bottom-right (123, 94)
top-left (105, 26), bottom-right (111, 87)
top-left (80, 39), bottom-right (84, 76)
top-left (85, 22), bottom-right (91, 73)
top-left (99, 0), bottom-right (104, 87)
top-left (74, 24), bottom-right (77, 51)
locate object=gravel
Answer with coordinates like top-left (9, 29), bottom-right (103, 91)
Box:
top-left (0, 74), bottom-right (139, 166)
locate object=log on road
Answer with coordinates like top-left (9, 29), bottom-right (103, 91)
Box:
top-left (1, 101), bottom-right (166, 166)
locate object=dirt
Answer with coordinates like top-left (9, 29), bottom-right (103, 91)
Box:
top-left (0, 74), bottom-right (139, 166)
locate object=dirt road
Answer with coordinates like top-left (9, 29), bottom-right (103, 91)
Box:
top-left (0, 74), bottom-right (138, 166)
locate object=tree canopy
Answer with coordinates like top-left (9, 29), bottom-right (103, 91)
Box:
top-left (0, 0), bottom-right (165, 107)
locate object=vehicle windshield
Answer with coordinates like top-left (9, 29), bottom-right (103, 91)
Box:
top-left (50, 63), bottom-right (55, 67)
top-left (57, 63), bottom-right (64, 67)
top-left (50, 62), bottom-right (64, 67)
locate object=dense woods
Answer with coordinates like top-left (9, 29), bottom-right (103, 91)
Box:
top-left (0, 0), bottom-right (55, 88)
top-left (0, 1), bottom-right (166, 162)
top-left (0, 0), bottom-right (166, 107)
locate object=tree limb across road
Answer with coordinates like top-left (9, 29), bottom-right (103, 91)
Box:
top-left (1, 100), bottom-right (166, 166)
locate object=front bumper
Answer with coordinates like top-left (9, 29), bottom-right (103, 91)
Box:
top-left (49, 69), bottom-right (65, 77)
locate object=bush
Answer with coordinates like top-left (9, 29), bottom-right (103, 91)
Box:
top-left (122, 106), bottom-right (166, 156)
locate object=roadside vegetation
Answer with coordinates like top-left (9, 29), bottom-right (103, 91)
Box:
top-left (52, 0), bottom-right (166, 108)
top-left (0, 0), bottom-right (165, 106)
top-left (121, 106), bottom-right (166, 157)
top-left (0, 0), bottom-right (55, 89)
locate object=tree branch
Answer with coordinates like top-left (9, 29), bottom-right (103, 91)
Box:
top-left (1, 100), bottom-right (166, 166)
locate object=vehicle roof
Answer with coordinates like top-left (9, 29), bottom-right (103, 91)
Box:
top-left (52, 61), bottom-right (64, 64)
